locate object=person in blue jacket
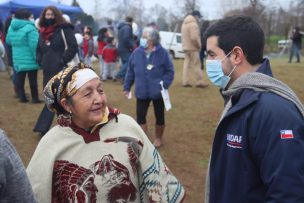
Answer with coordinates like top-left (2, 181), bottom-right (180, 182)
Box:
top-left (123, 26), bottom-right (174, 148)
top-left (115, 16), bottom-right (134, 82)
top-left (204, 15), bottom-right (304, 203)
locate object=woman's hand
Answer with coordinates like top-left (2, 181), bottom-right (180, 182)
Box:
top-left (123, 91), bottom-right (132, 99)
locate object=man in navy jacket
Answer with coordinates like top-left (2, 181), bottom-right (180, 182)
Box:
top-left (115, 16), bottom-right (134, 82)
top-left (204, 15), bottom-right (304, 203)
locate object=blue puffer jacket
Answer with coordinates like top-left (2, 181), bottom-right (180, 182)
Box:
top-left (124, 44), bottom-right (174, 99)
top-left (209, 59), bottom-right (304, 203)
top-left (6, 18), bottom-right (39, 72)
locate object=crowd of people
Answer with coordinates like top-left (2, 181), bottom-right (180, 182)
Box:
top-left (0, 4), bottom-right (304, 203)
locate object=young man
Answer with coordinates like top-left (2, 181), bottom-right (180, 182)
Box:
top-left (204, 15), bottom-right (304, 203)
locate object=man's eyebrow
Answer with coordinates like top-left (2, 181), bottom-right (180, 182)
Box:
top-left (206, 50), bottom-right (215, 55)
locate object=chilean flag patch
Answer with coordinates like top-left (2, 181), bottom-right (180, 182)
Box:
top-left (280, 130), bottom-right (294, 139)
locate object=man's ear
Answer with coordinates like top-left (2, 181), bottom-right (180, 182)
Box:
top-left (231, 46), bottom-right (245, 65)
top-left (60, 98), bottom-right (71, 113)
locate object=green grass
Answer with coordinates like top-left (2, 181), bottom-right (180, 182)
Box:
top-left (0, 56), bottom-right (303, 202)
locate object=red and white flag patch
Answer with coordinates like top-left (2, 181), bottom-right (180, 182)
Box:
top-left (280, 130), bottom-right (294, 139)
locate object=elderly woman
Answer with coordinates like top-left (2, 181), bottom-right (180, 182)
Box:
top-left (26, 63), bottom-right (185, 203)
top-left (124, 27), bottom-right (174, 148)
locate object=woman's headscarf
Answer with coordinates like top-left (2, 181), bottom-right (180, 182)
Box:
top-left (44, 63), bottom-right (99, 115)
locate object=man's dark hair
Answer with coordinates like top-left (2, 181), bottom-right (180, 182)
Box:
top-left (125, 16), bottom-right (133, 23)
top-left (204, 15), bottom-right (265, 65)
top-left (14, 8), bottom-right (32, 20)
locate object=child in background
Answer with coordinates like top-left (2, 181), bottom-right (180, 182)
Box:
top-left (97, 27), bottom-right (108, 78)
top-left (82, 26), bottom-right (94, 66)
top-left (102, 37), bottom-right (117, 81)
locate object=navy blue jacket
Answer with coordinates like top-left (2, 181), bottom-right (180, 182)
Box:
top-left (117, 22), bottom-right (133, 54)
top-left (209, 59), bottom-right (304, 203)
top-left (123, 44), bottom-right (174, 99)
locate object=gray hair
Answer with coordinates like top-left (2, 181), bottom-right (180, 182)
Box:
top-left (142, 27), bottom-right (160, 45)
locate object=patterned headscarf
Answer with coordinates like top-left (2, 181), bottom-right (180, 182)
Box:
top-left (44, 63), bottom-right (99, 115)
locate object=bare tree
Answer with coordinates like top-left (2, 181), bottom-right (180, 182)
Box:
top-left (175, 0), bottom-right (201, 16)
top-left (93, 0), bottom-right (103, 20)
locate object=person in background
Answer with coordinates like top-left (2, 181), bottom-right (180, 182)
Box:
top-left (0, 129), bottom-right (36, 202)
top-left (73, 19), bottom-right (84, 60)
top-left (0, 34), bottom-right (6, 72)
top-left (4, 12), bottom-right (17, 97)
top-left (97, 27), bottom-right (108, 78)
top-left (181, 10), bottom-right (208, 88)
top-left (200, 20), bottom-right (210, 70)
top-left (33, 5), bottom-right (78, 137)
top-left (102, 36), bottom-right (118, 80)
top-left (204, 15), bottom-right (304, 203)
top-left (123, 27), bottom-right (174, 148)
top-left (82, 25), bottom-right (94, 67)
top-left (6, 8), bottom-right (41, 103)
top-left (106, 19), bottom-right (116, 37)
top-left (115, 16), bottom-right (134, 82)
top-left (288, 26), bottom-right (303, 63)
top-left (73, 19), bottom-right (83, 35)
top-left (26, 63), bottom-right (185, 202)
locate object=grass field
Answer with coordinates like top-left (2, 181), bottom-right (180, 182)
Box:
top-left (0, 56), bottom-right (303, 202)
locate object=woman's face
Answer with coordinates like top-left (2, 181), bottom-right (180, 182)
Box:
top-left (64, 78), bottom-right (107, 129)
top-left (45, 9), bottom-right (55, 20)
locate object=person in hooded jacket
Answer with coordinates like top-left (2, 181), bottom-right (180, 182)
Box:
top-left (115, 16), bottom-right (134, 82)
top-left (204, 15), bottom-right (304, 203)
top-left (6, 8), bottom-right (41, 103)
top-left (33, 6), bottom-right (78, 136)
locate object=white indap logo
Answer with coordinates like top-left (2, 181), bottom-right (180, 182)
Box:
top-left (226, 134), bottom-right (242, 149)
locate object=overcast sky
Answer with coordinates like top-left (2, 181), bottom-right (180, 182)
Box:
top-left (56, 0), bottom-right (293, 20)
top-left (0, 0), bottom-right (294, 20)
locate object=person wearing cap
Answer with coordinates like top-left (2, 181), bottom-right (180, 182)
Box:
top-left (26, 63), bottom-right (185, 202)
top-left (181, 10), bottom-right (209, 88)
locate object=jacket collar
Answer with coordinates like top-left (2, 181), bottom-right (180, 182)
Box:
top-left (223, 58), bottom-right (272, 118)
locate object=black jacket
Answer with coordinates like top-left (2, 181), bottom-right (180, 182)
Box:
top-left (37, 23), bottom-right (78, 74)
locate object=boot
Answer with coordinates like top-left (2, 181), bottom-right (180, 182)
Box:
top-left (154, 125), bottom-right (165, 148)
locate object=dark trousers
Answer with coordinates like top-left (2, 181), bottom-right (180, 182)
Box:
top-left (116, 51), bottom-right (132, 80)
top-left (289, 43), bottom-right (301, 63)
top-left (33, 71), bottom-right (56, 134)
top-left (15, 70), bottom-right (38, 100)
top-left (136, 98), bottom-right (165, 125)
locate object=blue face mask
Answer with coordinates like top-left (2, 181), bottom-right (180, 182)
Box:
top-left (139, 38), bottom-right (148, 48)
top-left (206, 51), bottom-right (237, 89)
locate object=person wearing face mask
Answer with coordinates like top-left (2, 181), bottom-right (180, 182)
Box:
top-left (6, 8), bottom-right (41, 103)
top-left (123, 27), bottom-right (174, 148)
top-left (204, 15), bottom-right (304, 203)
top-left (181, 10), bottom-right (209, 88)
top-left (33, 6), bottom-right (78, 137)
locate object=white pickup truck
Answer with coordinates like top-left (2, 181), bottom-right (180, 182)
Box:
top-left (159, 31), bottom-right (185, 59)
